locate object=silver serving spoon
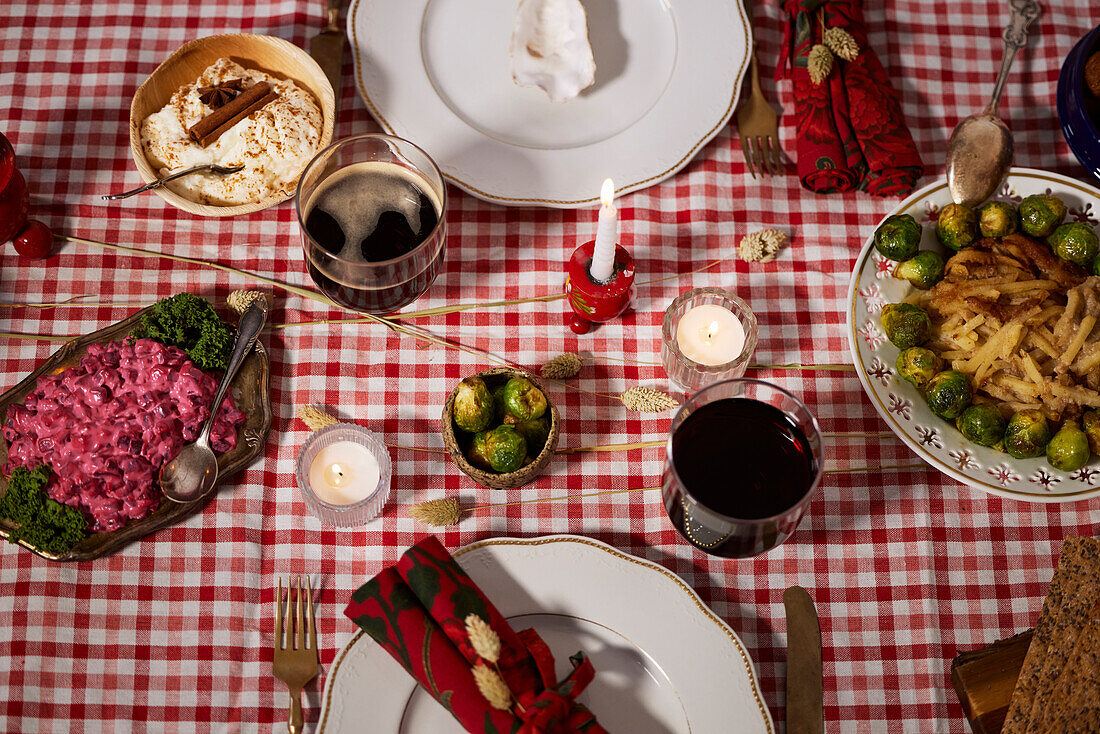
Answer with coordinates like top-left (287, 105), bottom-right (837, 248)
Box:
top-left (945, 0), bottom-right (1040, 207)
top-left (160, 299), bottom-right (267, 504)
top-left (101, 164), bottom-right (244, 200)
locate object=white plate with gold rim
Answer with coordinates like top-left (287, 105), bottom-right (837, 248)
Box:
top-left (846, 167), bottom-right (1100, 503)
top-left (348, 0), bottom-right (750, 208)
top-left (318, 535), bottom-right (774, 733)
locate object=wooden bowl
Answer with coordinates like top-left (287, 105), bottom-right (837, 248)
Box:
top-left (128, 33), bottom-right (336, 217)
top-left (441, 368), bottom-right (561, 489)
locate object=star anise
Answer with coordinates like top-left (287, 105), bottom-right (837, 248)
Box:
top-left (197, 78), bottom-right (245, 109)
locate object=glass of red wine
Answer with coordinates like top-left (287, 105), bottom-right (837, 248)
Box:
top-left (296, 134), bottom-right (448, 314)
top-left (662, 379), bottom-right (823, 558)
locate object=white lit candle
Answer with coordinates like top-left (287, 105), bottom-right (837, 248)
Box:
top-left (589, 178), bottom-right (617, 283)
top-left (675, 304), bottom-right (746, 366)
top-left (308, 441), bottom-right (381, 505)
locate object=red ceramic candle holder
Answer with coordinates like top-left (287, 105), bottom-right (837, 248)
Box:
top-left (565, 239), bottom-right (635, 334)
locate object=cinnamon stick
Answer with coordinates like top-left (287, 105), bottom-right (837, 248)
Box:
top-left (187, 80), bottom-right (276, 147)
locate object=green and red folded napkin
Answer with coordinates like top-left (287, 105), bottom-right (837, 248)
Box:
top-left (345, 536), bottom-right (606, 733)
top-left (779, 0), bottom-right (924, 196)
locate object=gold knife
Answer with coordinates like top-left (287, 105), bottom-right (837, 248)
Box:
top-left (309, 0), bottom-right (344, 116)
top-left (784, 586), bottom-right (824, 734)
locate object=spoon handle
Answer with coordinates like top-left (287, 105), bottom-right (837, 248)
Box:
top-left (986, 0), bottom-right (1040, 116)
top-left (196, 299), bottom-right (268, 445)
top-left (101, 164), bottom-right (243, 200)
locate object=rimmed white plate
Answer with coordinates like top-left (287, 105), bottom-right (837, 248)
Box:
top-left (318, 535), bottom-right (774, 733)
top-left (846, 168), bottom-right (1100, 502)
top-left (348, 0), bottom-right (750, 207)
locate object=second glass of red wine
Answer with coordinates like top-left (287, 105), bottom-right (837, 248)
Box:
top-left (662, 379), bottom-right (823, 558)
top-left (296, 134), bottom-right (448, 314)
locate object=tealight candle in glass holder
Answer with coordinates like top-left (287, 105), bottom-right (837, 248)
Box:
top-left (661, 288), bottom-right (758, 392)
top-left (295, 424), bottom-right (391, 527)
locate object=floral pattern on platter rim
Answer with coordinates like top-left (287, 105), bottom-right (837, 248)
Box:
top-left (846, 167), bottom-right (1100, 502)
top-left (317, 535), bottom-right (774, 733)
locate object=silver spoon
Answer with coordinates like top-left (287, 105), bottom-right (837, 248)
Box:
top-left (945, 0), bottom-right (1040, 207)
top-left (101, 164), bottom-right (244, 200)
top-left (160, 299), bottom-right (267, 504)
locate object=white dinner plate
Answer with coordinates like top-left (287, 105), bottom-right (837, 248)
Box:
top-left (847, 168), bottom-right (1100, 502)
top-left (318, 535), bottom-right (774, 733)
top-left (348, 0), bottom-right (750, 207)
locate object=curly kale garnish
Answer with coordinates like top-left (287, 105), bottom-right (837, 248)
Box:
top-left (0, 465), bottom-right (87, 555)
top-left (130, 292), bottom-right (234, 371)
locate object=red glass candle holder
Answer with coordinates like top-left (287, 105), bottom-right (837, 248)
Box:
top-left (564, 239), bottom-right (635, 334)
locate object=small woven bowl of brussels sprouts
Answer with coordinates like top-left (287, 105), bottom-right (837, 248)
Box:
top-left (441, 367), bottom-right (561, 489)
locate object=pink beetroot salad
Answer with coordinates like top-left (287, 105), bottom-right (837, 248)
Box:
top-left (2, 339), bottom-right (246, 532)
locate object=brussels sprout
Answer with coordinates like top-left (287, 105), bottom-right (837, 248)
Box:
top-left (1048, 222), bottom-right (1100, 268)
top-left (956, 404), bottom-right (1006, 447)
top-left (483, 425), bottom-right (527, 473)
top-left (1018, 194), bottom-right (1067, 238)
top-left (925, 370), bottom-right (973, 420)
top-left (1003, 410), bottom-right (1052, 459)
top-left (466, 431), bottom-right (492, 470)
top-left (511, 417), bottom-right (551, 456)
top-left (880, 303), bottom-right (932, 349)
top-left (453, 377), bottom-right (495, 432)
top-left (1083, 410), bottom-right (1100, 454)
top-left (895, 347), bottom-right (943, 390)
top-left (936, 203), bottom-right (979, 251)
top-left (1093, 256), bottom-right (1100, 278)
top-left (874, 214), bottom-right (923, 261)
top-left (977, 201), bottom-right (1019, 238)
top-left (500, 377), bottom-right (547, 421)
top-left (893, 251), bottom-right (946, 290)
top-left (1047, 420), bottom-right (1091, 472)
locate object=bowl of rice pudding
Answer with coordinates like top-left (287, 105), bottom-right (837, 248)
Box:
top-left (128, 34), bottom-right (335, 217)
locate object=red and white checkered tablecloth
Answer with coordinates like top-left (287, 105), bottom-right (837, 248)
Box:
top-left (2, 1), bottom-right (1099, 731)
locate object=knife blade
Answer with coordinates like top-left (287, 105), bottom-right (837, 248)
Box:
top-left (784, 585), bottom-right (824, 734)
top-left (309, 0), bottom-right (344, 116)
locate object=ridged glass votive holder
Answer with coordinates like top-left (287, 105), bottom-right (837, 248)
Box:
top-left (661, 287), bottom-right (758, 393)
top-left (295, 424), bottom-right (391, 527)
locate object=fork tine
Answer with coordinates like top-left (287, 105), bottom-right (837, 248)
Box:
top-left (755, 137), bottom-right (769, 177)
top-left (306, 577), bottom-right (316, 651)
top-left (284, 577), bottom-right (293, 650)
top-left (768, 137), bottom-right (782, 176)
top-left (762, 137), bottom-right (776, 176)
top-left (740, 136), bottom-right (756, 179)
top-left (275, 578), bottom-right (284, 650)
top-left (296, 577), bottom-right (305, 652)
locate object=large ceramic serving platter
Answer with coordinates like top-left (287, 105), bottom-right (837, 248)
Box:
top-left (348, 0), bottom-right (750, 207)
top-left (0, 306), bottom-right (273, 561)
top-left (319, 535), bottom-right (774, 733)
top-left (847, 168), bottom-right (1100, 503)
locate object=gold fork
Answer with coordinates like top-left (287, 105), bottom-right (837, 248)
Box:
top-left (735, 44), bottom-right (783, 178)
top-left (273, 577), bottom-right (319, 734)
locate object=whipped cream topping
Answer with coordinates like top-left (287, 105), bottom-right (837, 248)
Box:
top-left (3, 339), bottom-right (246, 532)
top-left (140, 58), bottom-right (323, 206)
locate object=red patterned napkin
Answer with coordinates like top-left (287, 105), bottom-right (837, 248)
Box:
top-left (345, 537), bottom-right (607, 734)
top-left (778, 0), bottom-right (924, 196)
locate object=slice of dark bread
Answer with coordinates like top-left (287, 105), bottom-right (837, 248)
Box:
top-left (1031, 596), bottom-right (1100, 733)
top-left (1002, 537), bottom-right (1100, 734)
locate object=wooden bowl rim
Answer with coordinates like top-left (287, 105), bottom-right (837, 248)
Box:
top-left (127, 33), bottom-right (336, 218)
top-left (441, 368), bottom-right (560, 489)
